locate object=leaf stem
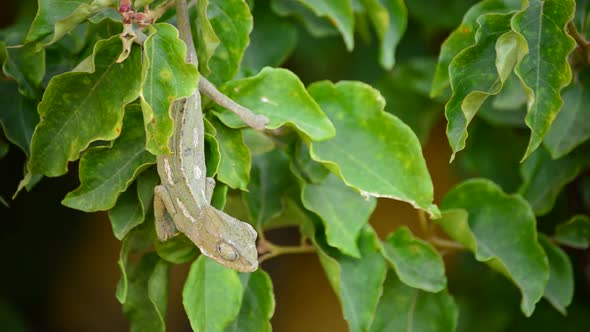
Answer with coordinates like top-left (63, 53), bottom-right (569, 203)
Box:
top-left (199, 77), bottom-right (270, 130)
top-left (567, 21), bottom-right (590, 64)
top-left (257, 233), bottom-right (316, 264)
top-left (429, 237), bottom-right (464, 250)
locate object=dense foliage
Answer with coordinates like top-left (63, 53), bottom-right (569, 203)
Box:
top-left (1, 0), bottom-right (589, 331)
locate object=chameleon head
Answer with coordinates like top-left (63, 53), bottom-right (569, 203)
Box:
top-left (198, 205), bottom-right (259, 272)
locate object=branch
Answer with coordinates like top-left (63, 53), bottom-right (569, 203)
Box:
top-left (199, 77), bottom-right (270, 131)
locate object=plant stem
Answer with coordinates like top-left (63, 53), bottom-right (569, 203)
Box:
top-left (259, 243), bottom-right (316, 264)
top-left (568, 21), bottom-right (590, 64)
top-left (430, 237), bottom-right (464, 250)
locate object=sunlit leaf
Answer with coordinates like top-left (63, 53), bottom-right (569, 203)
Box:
top-left (191, 0), bottom-right (220, 75)
top-left (225, 270), bottom-right (275, 332)
top-left (308, 80), bottom-right (439, 217)
top-left (210, 117), bottom-right (250, 190)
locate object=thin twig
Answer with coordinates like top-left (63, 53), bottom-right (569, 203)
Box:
top-left (568, 21), bottom-right (590, 65)
top-left (259, 244), bottom-right (316, 264)
top-left (430, 237), bottom-right (464, 251)
top-left (199, 77), bottom-right (270, 131)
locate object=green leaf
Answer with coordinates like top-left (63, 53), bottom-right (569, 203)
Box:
top-left (381, 226), bottom-right (447, 292)
top-left (62, 105), bottom-right (156, 212)
top-left (291, 140), bottom-right (330, 184)
top-left (439, 179), bottom-right (549, 316)
top-left (297, 0), bottom-right (355, 51)
top-left (0, 81), bottom-right (39, 157)
top-left (155, 234), bottom-right (199, 264)
top-left (108, 167), bottom-right (159, 240)
top-left (244, 149), bottom-right (292, 228)
top-left (554, 215), bottom-right (590, 249)
top-left (369, 270), bottom-right (459, 332)
top-left (206, 0), bottom-right (253, 84)
top-left (478, 74), bottom-right (527, 127)
top-left (242, 129), bottom-right (275, 156)
top-left (539, 235), bottom-right (573, 315)
top-left (271, 0), bottom-right (339, 38)
top-left (121, 253), bottom-right (170, 332)
top-left (183, 256), bottom-right (243, 332)
top-left (431, 0), bottom-right (521, 97)
top-left (308, 81), bottom-right (439, 217)
top-left (211, 182), bottom-right (228, 209)
top-left (0, 136), bottom-right (8, 159)
top-left (511, 0), bottom-right (577, 160)
top-left (192, 0), bottom-right (220, 75)
top-left (26, 0), bottom-right (115, 44)
top-left (303, 222), bottom-right (387, 332)
top-left (544, 70), bottom-right (590, 159)
top-left (141, 23), bottom-right (200, 155)
top-left (210, 117), bottom-right (251, 190)
top-left (225, 270), bottom-right (275, 332)
top-left (445, 13), bottom-right (527, 161)
top-left (214, 67), bottom-right (335, 141)
top-left (302, 173), bottom-right (376, 258)
top-left (2, 43), bottom-right (45, 99)
top-left (240, 3), bottom-right (298, 75)
top-left (28, 35), bottom-right (142, 177)
top-left (518, 147), bottom-right (582, 216)
top-left (360, 0), bottom-right (407, 69)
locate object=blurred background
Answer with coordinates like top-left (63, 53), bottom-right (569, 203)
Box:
top-left (1, 0), bottom-right (590, 331)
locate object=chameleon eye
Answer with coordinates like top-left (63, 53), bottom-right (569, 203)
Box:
top-left (216, 241), bottom-right (239, 261)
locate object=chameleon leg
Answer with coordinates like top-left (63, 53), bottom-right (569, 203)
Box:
top-left (205, 177), bottom-right (216, 203)
top-left (154, 185), bottom-right (178, 241)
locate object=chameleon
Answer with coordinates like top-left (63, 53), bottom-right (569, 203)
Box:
top-left (153, 0), bottom-right (268, 273)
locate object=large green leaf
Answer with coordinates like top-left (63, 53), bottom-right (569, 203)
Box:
top-left (445, 13), bottom-right (527, 161)
top-left (369, 270), bottom-right (458, 332)
top-left (225, 270), bottom-right (275, 332)
top-left (192, 0), bottom-right (220, 75)
top-left (308, 81), bottom-right (439, 217)
top-left (121, 253), bottom-right (170, 332)
top-left (244, 149), bottom-right (292, 229)
top-left (183, 256), bottom-right (243, 332)
top-left (301, 173), bottom-right (376, 258)
top-left (155, 234), bottom-right (199, 264)
top-left (543, 70), bottom-right (590, 159)
top-left (108, 167), bottom-right (159, 240)
top-left (431, 0), bottom-right (521, 97)
top-left (28, 36), bottom-right (142, 177)
top-left (141, 23), bottom-right (200, 155)
top-left (381, 226), bottom-right (447, 293)
top-left (0, 81), bottom-right (39, 157)
top-left (554, 215), bottom-right (590, 249)
top-left (539, 235), bottom-right (573, 315)
top-left (210, 117), bottom-right (251, 190)
top-left (439, 180), bottom-right (549, 316)
top-left (511, 0), bottom-right (576, 160)
top-left (518, 147), bottom-right (582, 216)
top-left (360, 0), bottom-right (407, 70)
top-left (214, 67), bottom-right (335, 141)
top-left (26, 0), bottom-right (115, 44)
top-left (297, 0), bottom-right (355, 51)
top-left (62, 105), bottom-right (155, 212)
top-left (206, 0), bottom-right (253, 84)
top-left (303, 221), bottom-right (387, 332)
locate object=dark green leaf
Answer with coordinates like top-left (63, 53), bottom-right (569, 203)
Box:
top-left (242, 129), bottom-right (275, 156)
top-left (192, 0), bottom-right (220, 75)
top-left (308, 81), bottom-right (439, 217)
top-left (439, 180), bottom-right (549, 316)
top-left (183, 256), bottom-right (243, 332)
top-left (121, 253), bottom-right (170, 332)
top-left (445, 12), bottom-right (527, 160)
top-left (225, 270), bottom-right (275, 332)
top-left (2, 43), bottom-right (45, 99)
top-left (381, 226), bottom-right (447, 292)
top-left (302, 173), bottom-right (376, 258)
top-left (369, 270), bottom-right (458, 332)
top-left (62, 105), bottom-right (156, 212)
top-left (518, 147), bottom-right (582, 216)
top-left (360, 0), bottom-right (407, 69)
top-left (297, 0), bottom-right (355, 51)
top-left (0, 81), bottom-right (39, 157)
top-left (141, 23), bottom-right (200, 155)
top-left (511, 0), bottom-right (577, 160)
top-left (544, 70), bottom-right (590, 159)
top-left (271, 0), bottom-right (339, 38)
top-left (28, 36), bottom-right (142, 177)
top-left (211, 182), bottom-right (228, 210)
top-left (0, 136), bottom-right (8, 159)
top-left (155, 234), bottom-right (199, 264)
top-left (244, 149), bottom-right (292, 228)
top-left (554, 215), bottom-right (590, 249)
top-left (215, 67), bottom-right (335, 141)
top-left (539, 235), bottom-right (573, 315)
top-left (210, 117), bottom-right (251, 190)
